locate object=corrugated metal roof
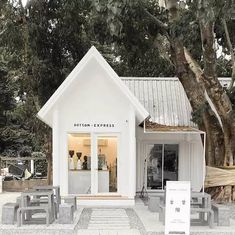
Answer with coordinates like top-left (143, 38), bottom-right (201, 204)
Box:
top-left (122, 77), bottom-right (231, 127)
top-left (121, 77), bottom-right (195, 127)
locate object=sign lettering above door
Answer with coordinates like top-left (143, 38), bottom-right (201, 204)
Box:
top-left (74, 123), bottom-right (115, 128)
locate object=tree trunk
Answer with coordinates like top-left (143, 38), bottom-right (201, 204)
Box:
top-left (223, 123), bottom-right (234, 166)
top-left (202, 109), bottom-right (224, 166)
top-left (198, 8), bottom-right (235, 166)
top-left (170, 37), bottom-right (224, 166)
top-left (221, 18), bottom-right (235, 91)
top-left (46, 131), bottom-right (52, 185)
top-left (183, 48), bottom-right (225, 166)
top-left (164, 0), bottom-right (234, 201)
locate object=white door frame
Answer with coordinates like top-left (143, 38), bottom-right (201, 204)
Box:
top-left (67, 131), bottom-right (120, 196)
top-left (144, 142), bottom-right (179, 191)
top-left (92, 132), bottom-right (120, 195)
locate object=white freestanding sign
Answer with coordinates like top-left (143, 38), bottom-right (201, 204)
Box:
top-left (165, 181), bottom-right (191, 235)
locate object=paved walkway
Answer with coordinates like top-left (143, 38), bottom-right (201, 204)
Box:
top-left (88, 208), bottom-right (131, 230)
top-left (77, 230), bottom-right (140, 235)
top-left (0, 192), bottom-right (142, 235)
top-left (1, 192), bottom-right (235, 234)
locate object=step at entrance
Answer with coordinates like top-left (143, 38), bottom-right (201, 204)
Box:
top-left (87, 208), bottom-right (131, 230)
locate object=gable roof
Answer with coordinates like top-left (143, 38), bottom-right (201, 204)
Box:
top-left (122, 77), bottom-right (194, 127)
top-left (37, 46), bottom-right (149, 127)
top-left (122, 77), bottom-right (231, 128)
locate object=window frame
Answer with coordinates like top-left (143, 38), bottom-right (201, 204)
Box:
top-left (145, 143), bottom-right (179, 191)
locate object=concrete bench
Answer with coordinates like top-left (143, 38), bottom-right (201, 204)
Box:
top-left (212, 203), bottom-right (230, 226)
top-left (58, 203), bottom-right (74, 224)
top-left (191, 207), bottom-right (215, 228)
top-left (159, 204), bottom-right (215, 228)
top-left (33, 186), bottom-right (61, 212)
top-left (2, 203), bottom-right (19, 224)
top-left (32, 198), bottom-right (57, 219)
top-left (16, 196), bottom-right (31, 207)
top-left (64, 196), bottom-right (77, 211)
top-left (16, 196), bottom-right (21, 206)
top-left (148, 195), bottom-right (161, 212)
top-left (17, 206), bottom-right (51, 227)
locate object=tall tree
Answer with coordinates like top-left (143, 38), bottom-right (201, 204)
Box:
top-left (91, 0), bottom-right (235, 199)
top-left (2, 0), bottom-right (234, 198)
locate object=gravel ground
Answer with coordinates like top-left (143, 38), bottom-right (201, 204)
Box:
top-left (126, 208), bottom-right (146, 235)
top-left (77, 207), bottom-right (146, 233)
top-left (225, 203), bottom-right (235, 219)
top-left (77, 208), bottom-right (92, 229)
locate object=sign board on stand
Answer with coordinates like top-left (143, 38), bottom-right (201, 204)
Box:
top-left (165, 181), bottom-right (191, 235)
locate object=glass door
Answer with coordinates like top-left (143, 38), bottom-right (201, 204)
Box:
top-left (147, 144), bottom-right (163, 190)
top-left (68, 133), bottom-right (91, 194)
top-left (163, 144), bottom-right (179, 186)
top-left (146, 144), bottom-right (178, 190)
top-left (95, 135), bottom-right (118, 193)
top-left (68, 133), bottom-right (118, 195)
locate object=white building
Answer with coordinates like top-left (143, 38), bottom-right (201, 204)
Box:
top-left (37, 46), bottom-right (206, 206)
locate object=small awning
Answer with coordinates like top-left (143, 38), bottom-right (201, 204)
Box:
top-left (144, 120), bottom-right (205, 134)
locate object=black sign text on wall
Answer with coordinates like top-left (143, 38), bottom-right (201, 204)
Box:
top-left (74, 123), bottom-right (115, 128)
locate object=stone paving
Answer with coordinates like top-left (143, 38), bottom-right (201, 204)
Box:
top-left (77, 208), bottom-right (142, 235)
top-left (1, 192), bottom-right (235, 234)
top-left (87, 208), bottom-right (131, 230)
top-left (134, 197), bottom-right (235, 235)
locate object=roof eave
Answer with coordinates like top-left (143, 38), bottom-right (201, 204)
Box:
top-left (37, 46), bottom-right (97, 122)
top-left (36, 112), bottom-right (52, 128)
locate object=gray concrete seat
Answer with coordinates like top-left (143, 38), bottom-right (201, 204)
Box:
top-left (58, 203), bottom-right (74, 224)
top-left (2, 203), bottom-right (19, 224)
top-left (16, 196), bottom-right (21, 206)
top-left (17, 206), bottom-right (51, 227)
top-left (148, 195), bottom-right (161, 212)
top-left (191, 207), bottom-right (215, 228)
top-left (32, 197), bottom-right (57, 219)
top-left (212, 203), bottom-right (230, 226)
top-left (33, 185), bottom-right (61, 214)
top-left (16, 196), bottom-right (30, 207)
top-left (159, 204), bottom-right (215, 228)
top-left (64, 196), bottom-right (77, 211)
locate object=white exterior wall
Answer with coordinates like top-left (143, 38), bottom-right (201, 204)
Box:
top-left (51, 58), bottom-right (136, 198)
top-left (136, 127), bottom-right (204, 192)
top-left (52, 109), bottom-right (60, 186)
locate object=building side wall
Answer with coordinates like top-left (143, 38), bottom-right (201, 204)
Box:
top-left (136, 127), bottom-right (204, 192)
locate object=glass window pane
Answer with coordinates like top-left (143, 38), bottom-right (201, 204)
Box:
top-left (147, 144), bottom-right (163, 190)
top-left (68, 133), bottom-right (91, 194)
top-left (97, 136), bottom-right (117, 193)
top-left (163, 144), bottom-right (178, 187)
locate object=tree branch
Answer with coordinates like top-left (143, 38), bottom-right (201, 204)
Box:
top-left (143, 9), bottom-right (168, 31)
top-left (184, 47), bottom-right (203, 83)
top-left (222, 18), bottom-right (235, 91)
top-left (0, 28), bottom-right (7, 37)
